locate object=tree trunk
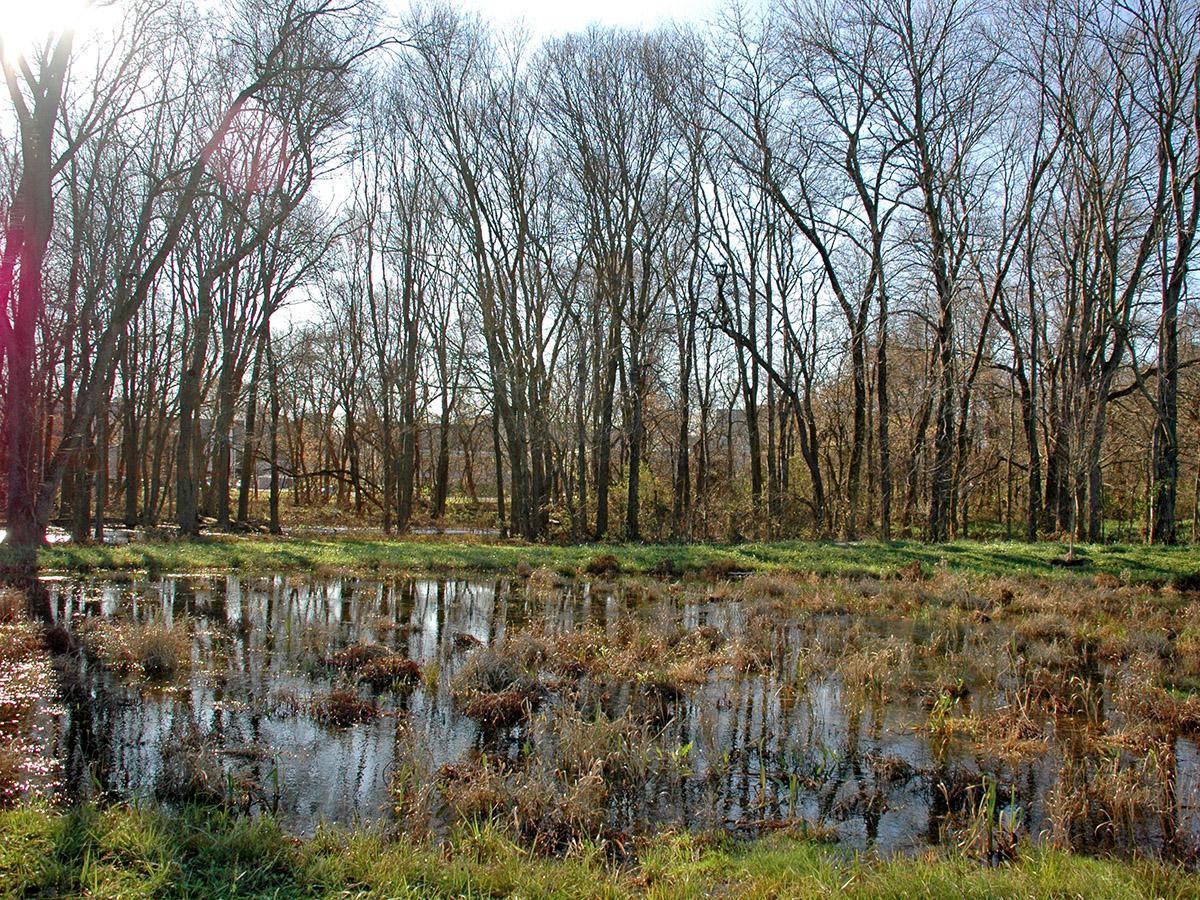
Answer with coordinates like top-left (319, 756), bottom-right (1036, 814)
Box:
top-left (593, 350), bottom-right (619, 540)
top-left (927, 299), bottom-right (956, 543)
top-left (876, 294), bottom-right (892, 540)
top-left (626, 350), bottom-right (644, 541)
top-left (236, 330), bottom-right (266, 525)
top-left (1151, 276), bottom-right (1180, 544)
top-left (267, 331), bottom-right (281, 535)
top-left (491, 404), bottom-right (507, 538)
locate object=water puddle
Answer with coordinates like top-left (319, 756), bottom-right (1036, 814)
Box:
top-left (23, 573), bottom-right (1200, 857)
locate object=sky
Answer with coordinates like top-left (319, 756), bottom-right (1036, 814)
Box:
top-left (440, 0), bottom-right (721, 38)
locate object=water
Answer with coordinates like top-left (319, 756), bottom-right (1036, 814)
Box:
top-left (28, 573), bottom-right (1200, 856)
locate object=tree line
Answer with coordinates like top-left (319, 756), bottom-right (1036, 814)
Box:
top-left (1, 0), bottom-right (1198, 547)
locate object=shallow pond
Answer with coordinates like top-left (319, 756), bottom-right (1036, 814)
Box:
top-left (28, 572), bottom-right (1200, 858)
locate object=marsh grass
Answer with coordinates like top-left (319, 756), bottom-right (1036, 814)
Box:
top-left (356, 655), bottom-right (422, 691)
top-left (74, 616), bottom-right (191, 682)
top-left (452, 646), bottom-right (541, 728)
top-left (427, 706), bottom-right (659, 853)
top-left (328, 642), bottom-right (422, 691)
top-left (310, 689), bottom-right (379, 728)
top-left (388, 567), bottom-right (1200, 860)
top-left (157, 720), bottom-right (229, 806)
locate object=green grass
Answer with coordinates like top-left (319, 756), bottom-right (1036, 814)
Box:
top-left (1, 803), bottom-right (1197, 899)
top-left (7, 535), bottom-right (1199, 585)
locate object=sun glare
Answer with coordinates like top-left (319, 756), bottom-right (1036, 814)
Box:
top-left (0, 0), bottom-right (89, 60)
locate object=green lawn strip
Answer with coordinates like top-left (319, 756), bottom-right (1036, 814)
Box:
top-left (2, 804), bottom-right (1197, 899)
top-left (11, 536), bottom-right (1198, 584)
top-left (4, 535), bottom-right (1195, 585)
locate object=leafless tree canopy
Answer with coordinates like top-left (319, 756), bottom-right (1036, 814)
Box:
top-left (1, 0), bottom-right (1198, 545)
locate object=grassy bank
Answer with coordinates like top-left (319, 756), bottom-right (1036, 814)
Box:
top-left (8, 534), bottom-right (1200, 584)
top-left (1, 803), bottom-right (1196, 899)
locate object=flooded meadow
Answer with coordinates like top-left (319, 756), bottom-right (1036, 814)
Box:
top-left (8, 567), bottom-right (1200, 862)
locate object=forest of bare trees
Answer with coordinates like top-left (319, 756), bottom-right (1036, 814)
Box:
top-left (2, 0), bottom-right (1198, 547)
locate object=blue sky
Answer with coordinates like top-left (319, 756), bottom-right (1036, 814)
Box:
top-left (445, 0), bottom-right (721, 37)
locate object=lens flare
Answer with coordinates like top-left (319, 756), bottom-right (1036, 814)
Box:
top-left (0, 0), bottom-right (88, 60)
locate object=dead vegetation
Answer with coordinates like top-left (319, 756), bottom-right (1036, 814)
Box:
top-left (310, 688), bottom-right (380, 727)
top-left (74, 616), bottom-right (191, 681)
top-left (408, 705), bottom-right (661, 853)
top-left (156, 720), bottom-right (229, 805)
top-left (452, 647), bottom-right (540, 728)
top-left (583, 554), bottom-right (621, 576)
top-left (357, 655), bottom-right (422, 690)
top-left (329, 642), bottom-right (422, 690)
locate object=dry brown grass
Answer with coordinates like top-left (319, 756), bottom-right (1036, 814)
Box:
top-left (740, 574), bottom-right (790, 599)
top-left (329, 642), bottom-right (393, 671)
top-left (0, 745), bottom-right (23, 807)
top-left (430, 705), bottom-right (662, 852)
top-left (527, 566), bottom-right (564, 598)
top-left (311, 689), bottom-right (379, 727)
top-left (454, 647), bottom-right (538, 695)
top-left (328, 642), bottom-right (422, 691)
top-left (74, 617), bottom-right (191, 681)
top-left (374, 569), bottom-right (1200, 858)
top-left (461, 690), bottom-right (529, 728)
top-left (452, 646), bottom-right (540, 728)
top-left (1047, 735), bottom-right (1175, 851)
top-left (156, 720), bottom-right (227, 805)
top-left (552, 708), bottom-right (651, 785)
top-left (583, 553), bottom-right (621, 576)
top-left (437, 753), bottom-right (610, 852)
top-left (840, 641), bottom-right (911, 704)
top-left (356, 655), bottom-right (422, 690)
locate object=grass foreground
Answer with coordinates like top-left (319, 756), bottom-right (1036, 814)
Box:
top-left (2, 803), bottom-right (1198, 899)
top-left (6, 534), bottom-right (1200, 584)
